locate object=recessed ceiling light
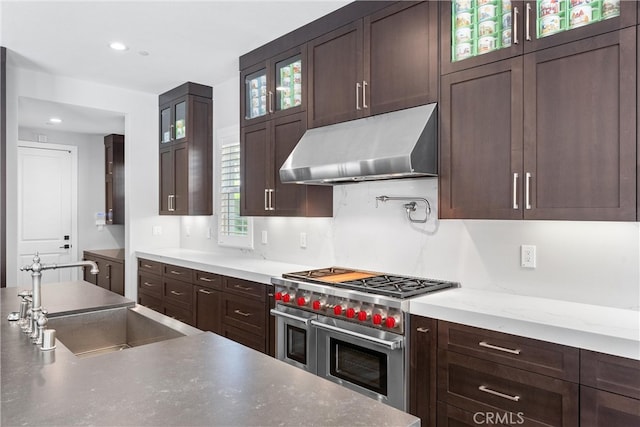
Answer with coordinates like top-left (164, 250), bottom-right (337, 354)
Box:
top-left (48, 117), bottom-right (62, 124)
top-left (109, 42), bottom-right (128, 51)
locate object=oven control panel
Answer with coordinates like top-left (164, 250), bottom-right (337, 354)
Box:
top-left (274, 285), bottom-right (403, 334)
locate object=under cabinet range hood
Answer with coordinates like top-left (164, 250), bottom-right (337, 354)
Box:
top-left (279, 104), bottom-right (437, 184)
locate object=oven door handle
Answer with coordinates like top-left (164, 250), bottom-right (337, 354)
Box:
top-left (310, 320), bottom-right (404, 350)
top-left (270, 309), bottom-right (312, 325)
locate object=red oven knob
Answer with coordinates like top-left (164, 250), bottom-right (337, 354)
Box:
top-left (297, 297), bottom-right (308, 307)
top-left (346, 308), bottom-right (356, 318)
top-left (357, 311), bottom-right (368, 322)
top-left (282, 293), bottom-right (291, 303)
top-left (274, 292), bottom-right (282, 301)
top-left (385, 316), bottom-right (396, 329)
top-left (312, 300), bottom-right (322, 310)
top-left (372, 313), bottom-right (383, 325)
top-left (333, 305), bottom-right (343, 315)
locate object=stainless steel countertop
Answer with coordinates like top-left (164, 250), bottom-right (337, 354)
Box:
top-left (1, 282), bottom-right (419, 426)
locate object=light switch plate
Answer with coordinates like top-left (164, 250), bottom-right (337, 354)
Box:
top-left (521, 245), bottom-right (536, 268)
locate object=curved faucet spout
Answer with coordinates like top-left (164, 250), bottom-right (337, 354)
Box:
top-left (46, 260), bottom-right (99, 275)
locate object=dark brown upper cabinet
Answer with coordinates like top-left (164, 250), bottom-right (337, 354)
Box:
top-left (158, 82), bottom-right (212, 216)
top-left (442, 0), bottom-right (637, 75)
top-left (241, 45), bottom-right (307, 127)
top-left (308, 1), bottom-right (438, 128)
top-left (440, 28), bottom-right (637, 221)
top-left (240, 112), bottom-right (332, 217)
top-left (104, 134), bottom-right (124, 225)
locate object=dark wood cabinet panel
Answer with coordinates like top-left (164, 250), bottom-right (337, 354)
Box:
top-left (138, 292), bottom-right (162, 313)
top-left (580, 386), bottom-right (640, 427)
top-left (195, 286), bottom-right (221, 334)
top-left (84, 250), bottom-right (124, 296)
top-left (409, 315), bottom-right (437, 427)
top-left (308, 21), bottom-right (364, 128)
top-left (581, 350), bottom-right (640, 400)
top-left (440, 58), bottom-right (524, 220)
top-left (158, 83), bottom-right (212, 216)
top-left (222, 323), bottom-right (266, 354)
top-left (221, 292), bottom-right (266, 336)
top-left (163, 301), bottom-right (194, 326)
top-left (364, 1), bottom-right (438, 115)
top-left (104, 134), bottom-right (124, 225)
top-left (138, 258), bottom-right (162, 276)
top-left (240, 112), bottom-right (332, 217)
top-left (138, 271), bottom-right (162, 299)
top-left (438, 349), bottom-right (579, 427)
top-left (163, 277), bottom-right (193, 310)
top-left (163, 264), bottom-right (193, 282)
top-left (439, 321), bottom-right (579, 381)
top-left (523, 28), bottom-right (637, 221)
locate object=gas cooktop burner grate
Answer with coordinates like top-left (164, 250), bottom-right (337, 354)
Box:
top-left (285, 267), bottom-right (354, 279)
top-left (338, 275), bottom-right (455, 298)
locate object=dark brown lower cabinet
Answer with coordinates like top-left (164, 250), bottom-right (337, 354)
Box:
top-left (580, 386), bottom-right (640, 426)
top-left (195, 285), bottom-right (221, 334)
top-left (83, 250), bottom-right (125, 296)
top-left (409, 315), bottom-right (437, 427)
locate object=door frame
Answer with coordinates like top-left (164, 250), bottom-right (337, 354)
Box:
top-left (16, 140), bottom-right (79, 280)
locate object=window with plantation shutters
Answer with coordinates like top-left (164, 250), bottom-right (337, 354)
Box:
top-left (217, 127), bottom-right (253, 248)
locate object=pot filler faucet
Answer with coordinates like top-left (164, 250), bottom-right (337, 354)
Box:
top-left (17, 253), bottom-right (99, 347)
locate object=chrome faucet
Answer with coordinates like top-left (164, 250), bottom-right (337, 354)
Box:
top-left (20, 253), bottom-right (99, 346)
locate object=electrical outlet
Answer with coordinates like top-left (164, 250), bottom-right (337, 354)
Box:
top-left (521, 245), bottom-right (536, 268)
top-left (261, 230), bottom-right (268, 245)
top-left (300, 232), bottom-right (307, 249)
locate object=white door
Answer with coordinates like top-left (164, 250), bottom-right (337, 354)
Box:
top-left (17, 143), bottom-right (78, 287)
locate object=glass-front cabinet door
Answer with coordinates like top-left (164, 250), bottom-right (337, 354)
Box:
top-left (159, 98), bottom-right (187, 145)
top-left (241, 45), bottom-right (306, 126)
top-left (443, 0), bottom-right (636, 74)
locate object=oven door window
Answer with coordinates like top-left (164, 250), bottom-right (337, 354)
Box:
top-left (329, 338), bottom-right (387, 396)
top-left (286, 324), bottom-right (307, 365)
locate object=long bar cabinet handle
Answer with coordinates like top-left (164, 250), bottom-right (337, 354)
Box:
top-left (198, 289), bottom-right (212, 295)
top-left (479, 341), bottom-right (521, 355)
top-left (199, 277), bottom-right (214, 282)
top-left (170, 290), bottom-right (184, 296)
top-left (234, 284), bottom-right (253, 291)
top-left (362, 80), bottom-right (368, 109)
top-left (143, 282), bottom-right (156, 287)
top-left (356, 82), bottom-right (362, 110)
top-left (234, 309), bottom-right (252, 317)
top-left (525, 3), bottom-right (532, 41)
top-left (479, 385), bottom-right (521, 402)
top-left (268, 91), bottom-right (274, 114)
top-left (416, 327), bottom-right (430, 333)
top-left (513, 7), bottom-right (519, 45)
top-left (170, 270), bottom-right (183, 275)
top-left (264, 189), bottom-right (269, 211)
top-left (268, 189), bottom-right (275, 211)
top-left (512, 173), bottom-right (519, 209)
top-left (525, 172), bottom-right (532, 210)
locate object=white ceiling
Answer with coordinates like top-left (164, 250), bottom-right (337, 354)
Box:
top-left (1, 0), bottom-right (351, 134)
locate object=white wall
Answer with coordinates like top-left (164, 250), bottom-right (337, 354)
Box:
top-left (6, 64), bottom-right (180, 299)
top-left (180, 76), bottom-right (640, 311)
top-left (18, 127), bottom-right (125, 254)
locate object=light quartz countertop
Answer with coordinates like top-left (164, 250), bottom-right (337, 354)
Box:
top-left (1, 282), bottom-right (419, 427)
top-left (409, 288), bottom-right (640, 360)
top-left (136, 248), bottom-right (640, 361)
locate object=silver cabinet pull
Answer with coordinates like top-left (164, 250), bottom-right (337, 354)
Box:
top-left (198, 289), bottom-right (212, 295)
top-left (362, 80), bottom-right (368, 109)
top-left (525, 3), bottom-right (532, 41)
top-left (199, 277), bottom-right (214, 282)
top-left (143, 264), bottom-right (154, 269)
top-left (169, 124), bottom-right (175, 141)
top-left (525, 172), bottom-right (532, 210)
top-left (143, 281), bottom-right (156, 287)
top-left (356, 82), bottom-right (362, 110)
top-left (170, 290), bottom-right (184, 296)
top-left (512, 173), bottom-right (519, 209)
top-left (479, 385), bottom-right (521, 402)
top-left (513, 7), bottom-right (519, 45)
top-left (170, 270), bottom-right (182, 275)
top-left (479, 341), bottom-right (521, 355)
top-left (268, 189), bottom-right (275, 211)
top-left (234, 309), bottom-right (252, 317)
top-left (416, 327), bottom-right (430, 333)
top-left (268, 91), bottom-right (274, 114)
top-left (264, 189), bottom-right (269, 211)
top-left (234, 284), bottom-right (252, 291)
top-left (168, 194), bottom-right (175, 211)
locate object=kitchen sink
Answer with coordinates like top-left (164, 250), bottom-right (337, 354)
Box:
top-left (48, 304), bottom-right (201, 358)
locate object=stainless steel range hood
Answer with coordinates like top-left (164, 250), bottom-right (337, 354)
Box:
top-left (279, 103), bottom-right (437, 184)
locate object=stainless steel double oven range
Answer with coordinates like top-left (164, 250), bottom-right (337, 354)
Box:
top-left (270, 268), bottom-right (458, 411)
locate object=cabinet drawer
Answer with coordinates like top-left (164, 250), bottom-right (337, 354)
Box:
top-left (222, 323), bottom-right (266, 354)
top-left (138, 258), bottom-right (162, 276)
top-left (439, 321), bottom-right (579, 381)
top-left (164, 302), bottom-right (194, 327)
top-left (224, 277), bottom-right (265, 300)
top-left (138, 292), bottom-right (162, 313)
top-left (581, 350), bottom-right (640, 399)
top-left (164, 278), bottom-right (193, 308)
top-left (222, 293), bottom-right (266, 335)
top-left (194, 270), bottom-right (222, 290)
top-left (163, 264), bottom-right (193, 282)
top-left (138, 272), bottom-right (163, 299)
top-left (580, 385), bottom-right (640, 427)
top-left (438, 350), bottom-right (579, 427)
